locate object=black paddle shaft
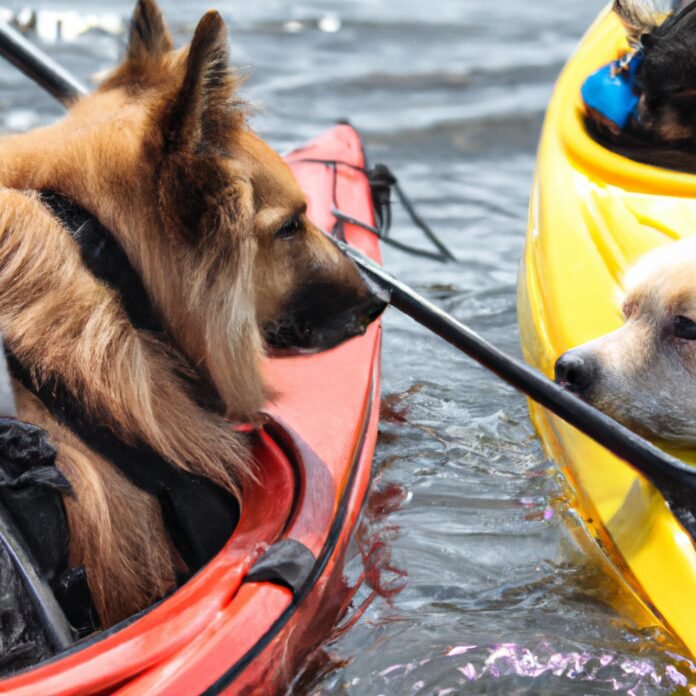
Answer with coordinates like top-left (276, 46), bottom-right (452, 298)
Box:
top-left (343, 242), bottom-right (696, 501)
top-left (0, 23), bottom-right (87, 105)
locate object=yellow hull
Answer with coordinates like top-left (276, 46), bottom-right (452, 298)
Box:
top-left (519, 8), bottom-right (696, 655)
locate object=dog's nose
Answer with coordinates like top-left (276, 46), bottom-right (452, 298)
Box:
top-left (363, 293), bottom-right (388, 324)
top-left (554, 351), bottom-right (596, 394)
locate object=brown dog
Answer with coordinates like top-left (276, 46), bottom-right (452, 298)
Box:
top-left (0, 0), bottom-right (383, 627)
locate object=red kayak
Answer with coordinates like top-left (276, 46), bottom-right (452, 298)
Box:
top-left (1, 123), bottom-right (382, 695)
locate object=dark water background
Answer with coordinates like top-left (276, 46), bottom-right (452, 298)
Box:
top-left (2, 0), bottom-right (696, 693)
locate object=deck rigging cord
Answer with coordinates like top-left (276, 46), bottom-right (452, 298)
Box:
top-left (1, 23), bottom-right (696, 539)
top-left (294, 157), bottom-right (458, 262)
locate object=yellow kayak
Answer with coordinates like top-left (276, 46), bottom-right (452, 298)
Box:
top-left (518, 7), bottom-right (696, 657)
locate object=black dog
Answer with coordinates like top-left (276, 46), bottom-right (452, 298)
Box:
top-left (587, 1), bottom-right (696, 172)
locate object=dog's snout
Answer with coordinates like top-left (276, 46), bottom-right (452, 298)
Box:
top-left (363, 292), bottom-right (388, 324)
top-left (263, 275), bottom-right (387, 353)
top-left (554, 351), bottom-right (597, 395)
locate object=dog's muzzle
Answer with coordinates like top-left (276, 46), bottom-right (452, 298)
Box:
top-left (264, 286), bottom-right (387, 354)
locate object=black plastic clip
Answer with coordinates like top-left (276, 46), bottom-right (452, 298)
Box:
top-left (245, 540), bottom-right (316, 596)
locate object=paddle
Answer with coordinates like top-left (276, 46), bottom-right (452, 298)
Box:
top-left (2, 24), bottom-right (696, 521)
top-left (0, 23), bottom-right (86, 104)
top-left (343, 243), bottom-right (696, 504)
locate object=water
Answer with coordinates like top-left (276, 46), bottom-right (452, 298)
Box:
top-left (1, 0), bottom-right (695, 693)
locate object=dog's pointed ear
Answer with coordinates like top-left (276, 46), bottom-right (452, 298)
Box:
top-left (613, 0), bottom-right (663, 43)
top-left (166, 11), bottom-right (239, 153)
top-left (127, 0), bottom-right (173, 62)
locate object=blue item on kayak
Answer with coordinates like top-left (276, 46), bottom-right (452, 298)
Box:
top-left (581, 53), bottom-right (643, 130)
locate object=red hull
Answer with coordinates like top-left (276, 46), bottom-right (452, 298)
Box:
top-left (0, 124), bottom-right (382, 695)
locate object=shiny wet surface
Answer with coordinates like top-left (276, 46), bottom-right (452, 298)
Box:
top-left (1, 0), bottom-right (695, 693)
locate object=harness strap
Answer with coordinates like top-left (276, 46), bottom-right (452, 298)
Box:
top-left (10, 353), bottom-right (240, 571)
top-left (39, 191), bottom-right (164, 333)
top-left (5, 191), bottom-right (241, 574)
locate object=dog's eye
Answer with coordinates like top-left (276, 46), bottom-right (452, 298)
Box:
top-left (673, 315), bottom-right (696, 340)
top-left (275, 215), bottom-right (301, 240)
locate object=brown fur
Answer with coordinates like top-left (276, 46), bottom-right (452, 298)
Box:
top-left (14, 384), bottom-right (176, 626)
top-left (0, 0), bottom-right (376, 626)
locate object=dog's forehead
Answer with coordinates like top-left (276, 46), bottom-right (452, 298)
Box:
top-left (233, 130), bottom-right (305, 208)
top-left (68, 89), bottom-right (149, 131)
top-left (623, 238), bottom-right (696, 309)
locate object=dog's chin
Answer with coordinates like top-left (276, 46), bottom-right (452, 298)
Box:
top-left (265, 340), bottom-right (325, 358)
top-left (555, 379), bottom-right (631, 427)
top-left (555, 378), bottom-right (593, 404)
top-left (556, 379), bottom-right (680, 443)
top-left (264, 318), bottom-right (374, 357)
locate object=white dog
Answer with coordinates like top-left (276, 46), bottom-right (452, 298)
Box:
top-left (555, 237), bottom-right (696, 443)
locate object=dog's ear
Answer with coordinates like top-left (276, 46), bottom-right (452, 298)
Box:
top-left (165, 11), bottom-right (240, 154)
top-left (127, 0), bottom-right (173, 61)
top-left (612, 0), bottom-right (696, 45)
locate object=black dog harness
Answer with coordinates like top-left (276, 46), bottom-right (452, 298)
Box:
top-left (7, 191), bottom-right (240, 578)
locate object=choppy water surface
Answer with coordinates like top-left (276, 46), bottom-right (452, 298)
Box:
top-left (2, 0), bottom-right (696, 693)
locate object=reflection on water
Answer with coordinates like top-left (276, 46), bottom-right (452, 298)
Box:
top-left (0, 0), bottom-right (694, 693)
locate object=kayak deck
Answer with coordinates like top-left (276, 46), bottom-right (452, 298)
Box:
top-left (518, 9), bottom-right (696, 658)
top-left (0, 124), bottom-right (382, 694)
